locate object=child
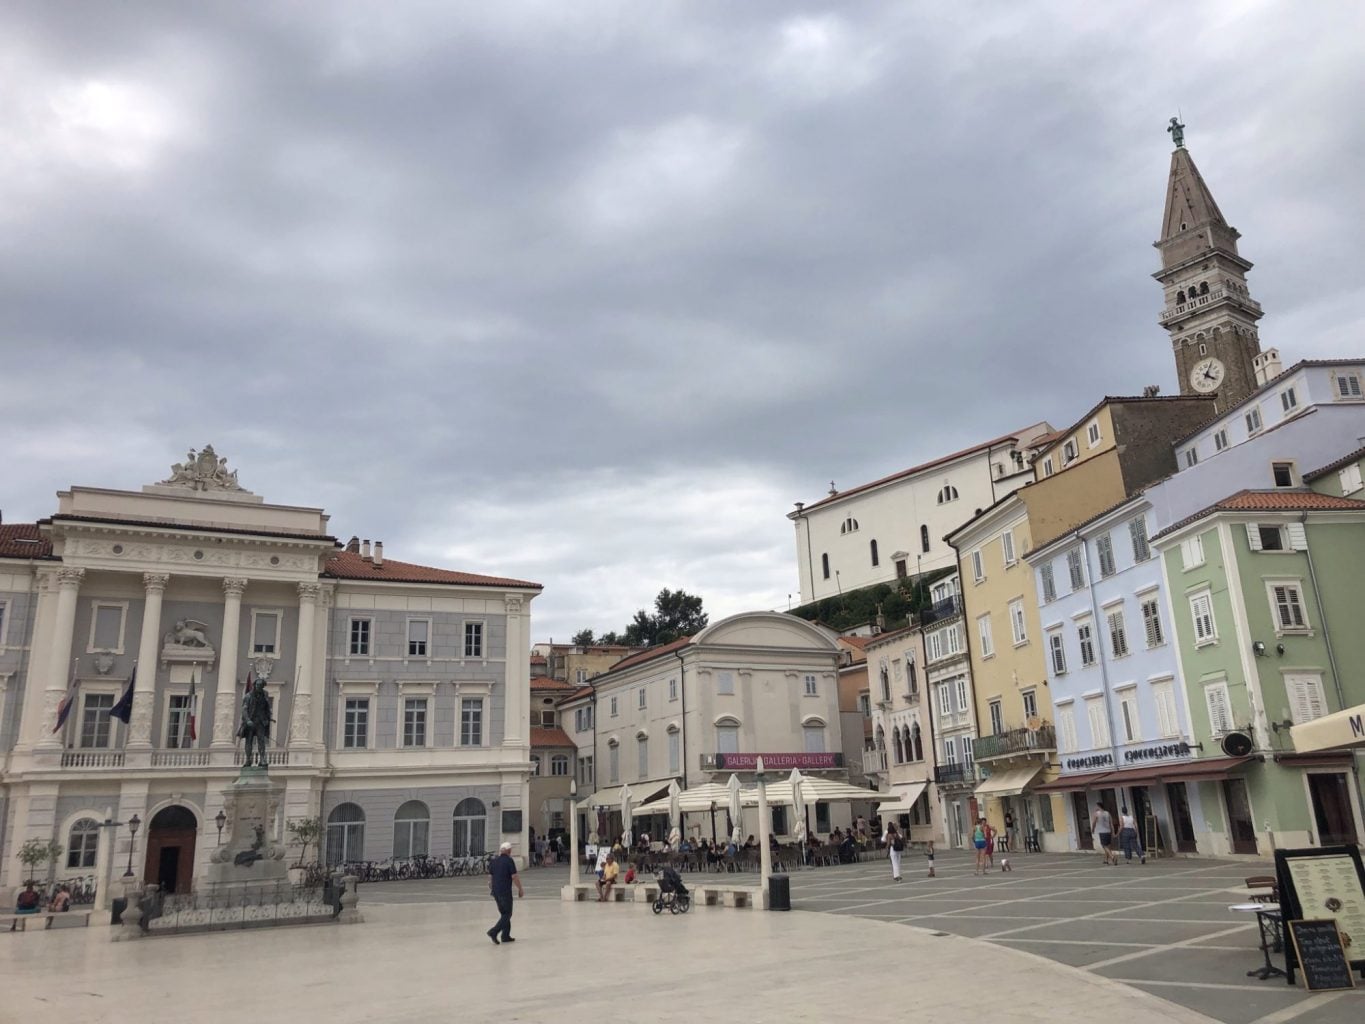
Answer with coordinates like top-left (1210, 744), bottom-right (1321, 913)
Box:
top-left (925, 841), bottom-right (936, 878)
top-left (624, 865), bottom-right (636, 884)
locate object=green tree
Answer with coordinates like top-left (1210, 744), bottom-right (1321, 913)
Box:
top-left (623, 588), bottom-right (708, 647)
top-left (18, 838), bottom-right (63, 886)
top-left (571, 629), bottom-right (596, 646)
top-left (286, 816), bottom-right (323, 867)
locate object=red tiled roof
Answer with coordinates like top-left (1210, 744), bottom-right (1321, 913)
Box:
top-left (1152, 489), bottom-right (1365, 541)
top-left (530, 727), bottom-right (574, 748)
top-left (559, 686), bottom-right (594, 703)
top-left (531, 677), bottom-right (577, 691)
top-left (839, 636), bottom-right (871, 649)
top-left (605, 635), bottom-right (693, 673)
top-left (321, 549), bottom-right (541, 589)
top-left (0, 524), bottom-right (53, 560)
top-left (791, 428), bottom-right (1029, 515)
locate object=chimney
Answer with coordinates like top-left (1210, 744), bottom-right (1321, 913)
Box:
top-left (373, 541), bottom-right (384, 566)
top-left (361, 539), bottom-right (371, 560)
top-left (1254, 348), bottom-right (1283, 386)
top-left (346, 536), bottom-right (361, 553)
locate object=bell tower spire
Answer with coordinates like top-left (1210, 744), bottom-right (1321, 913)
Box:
top-left (1153, 119), bottom-right (1263, 408)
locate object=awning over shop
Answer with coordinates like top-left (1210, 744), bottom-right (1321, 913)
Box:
top-left (872, 782), bottom-right (929, 814)
top-left (632, 782), bottom-right (739, 815)
top-left (1033, 769), bottom-right (1114, 794)
top-left (576, 781), bottom-right (673, 812)
top-left (974, 764), bottom-right (1043, 799)
top-left (757, 777), bottom-right (879, 807)
top-left (1120, 756), bottom-right (1252, 786)
top-left (1289, 704), bottom-right (1365, 753)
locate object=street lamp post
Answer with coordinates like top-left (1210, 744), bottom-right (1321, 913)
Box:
top-left (568, 778), bottom-right (579, 887)
top-left (756, 757), bottom-right (773, 890)
top-left (123, 814), bottom-right (141, 878)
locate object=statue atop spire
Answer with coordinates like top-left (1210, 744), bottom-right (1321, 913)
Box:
top-left (1167, 116), bottom-right (1185, 149)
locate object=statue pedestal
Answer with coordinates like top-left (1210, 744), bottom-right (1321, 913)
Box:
top-left (206, 767), bottom-right (287, 890)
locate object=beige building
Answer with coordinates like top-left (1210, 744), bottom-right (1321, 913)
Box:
top-left (863, 624), bottom-right (941, 844)
top-left (528, 676), bottom-right (579, 842)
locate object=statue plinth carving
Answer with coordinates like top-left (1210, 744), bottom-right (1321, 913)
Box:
top-left (207, 769), bottom-right (287, 888)
top-left (159, 619), bottom-right (217, 669)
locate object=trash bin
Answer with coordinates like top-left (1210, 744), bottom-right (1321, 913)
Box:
top-left (111, 897), bottom-right (127, 925)
top-left (768, 873), bottom-right (791, 911)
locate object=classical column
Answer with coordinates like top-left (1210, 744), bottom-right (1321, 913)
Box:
top-left (35, 567), bottom-right (85, 751)
top-left (212, 578), bottom-right (248, 749)
top-left (126, 573), bottom-right (169, 750)
top-left (502, 594), bottom-right (528, 746)
top-left (288, 582), bottom-right (320, 749)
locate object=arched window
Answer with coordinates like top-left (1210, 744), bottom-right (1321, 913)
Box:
top-left (1176, 290), bottom-right (1186, 304)
top-left (821, 553), bottom-right (830, 580)
top-left (550, 754), bottom-right (570, 776)
top-left (716, 718), bottom-right (740, 755)
top-left (66, 818), bottom-right (100, 869)
top-left (911, 721), bottom-right (923, 762)
top-left (937, 485), bottom-right (959, 504)
top-left (1199, 281), bottom-right (1209, 295)
top-left (802, 720), bottom-right (826, 754)
top-left (920, 525), bottom-right (930, 553)
top-left (892, 728), bottom-right (905, 763)
top-left (840, 517), bottom-right (859, 534)
top-left (393, 800), bottom-right (430, 859)
top-left (453, 798), bottom-right (487, 857)
top-left (869, 539), bottom-right (879, 567)
top-left (326, 803), bottom-right (366, 866)
top-left (879, 664), bottom-right (890, 703)
top-left (874, 724), bottom-right (885, 752)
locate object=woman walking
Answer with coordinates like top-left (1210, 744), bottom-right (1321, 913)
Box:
top-left (883, 822), bottom-right (905, 881)
top-left (1118, 806), bottom-right (1146, 864)
top-left (972, 817), bottom-right (989, 875)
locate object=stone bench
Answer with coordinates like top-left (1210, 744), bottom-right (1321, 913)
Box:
top-left (3, 910), bottom-right (93, 932)
top-left (692, 886), bottom-right (763, 909)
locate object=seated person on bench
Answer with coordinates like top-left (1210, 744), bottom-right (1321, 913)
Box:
top-left (596, 853), bottom-right (619, 902)
top-left (10, 884), bottom-right (41, 930)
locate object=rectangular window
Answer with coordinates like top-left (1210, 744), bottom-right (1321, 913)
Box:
top-left (1087, 420), bottom-right (1101, 447)
top-left (1152, 679), bottom-right (1179, 738)
top-left (1270, 582), bottom-right (1308, 631)
top-left (1009, 599), bottom-right (1027, 645)
top-left (937, 682), bottom-right (951, 718)
top-left (1213, 429), bottom-right (1229, 451)
top-left (1127, 517), bottom-right (1150, 563)
top-left (1190, 593), bottom-right (1217, 645)
top-left (1096, 534), bottom-right (1116, 577)
top-left (1077, 621), bottom-right (1096, 667)
top-left (403, 698), bottom-right (428, 748)
top-left (716, 725), bottom-right (739, 754)
top-left (460, 698), bottom-right (483, 746)
top-left (803, 724), bottom-right (826, 753)
top-left (717, 671), bottom-right (734, 695)
top-left (1184, 448), bottom-right (1199, 469)
top-left (251, 611), bottom-right (279, 655)
top-left (343, 698), bottom-right (369, 749)
top-left (1067, 549), bottom-right (1085, 591)
top-left (1120, 694), bottom-right (1140, 743)
top-left (540, 710), bottom-right (557, 727)
top-left (955, 677), bottom-right (969, 713)
top-left (79, 693), bottom-right (115, 748)
top-left (638, 687), bottom-right (647, 709)
top-left (1204, 681), bottom-right (1234, 733)
top-left (1180, 534), bottom-right (1205, 570)
top-left (609, 695), bottom-right (619, 717)
top-left (579, 755), bottom-right (595, 786)
top-left (821, 553), bottom-right (830, 580)
top-left (1334, 372), bottom-right (1363, 399)
top-left (977, 614), bottom-right (994, 658)
top-left (90, 603), bottom-right (125, 651)
top-left (1001, 530), bottom-right (1016, 566)
top-left (989, 699), bottom-right (1003, 735)
top-left (1057, 706), bottom-right (1077, 754)
top-left (464, 622), bottom-right (484, 658)
top-left (1040, 563), bottom-right (1056, 603)
top-left (668, 730), bottom-right (680, 773)
top-left (669, 677), bottom-right (678, 701)
top-left (1086, 696), bottom-right (1110, 749)
top-left (349, 618), bottom-right (371, 656)
top-left (1022, 689), bottom-right (1038, 719)
top-left (962, 735), bottom-right (975, 770)
top-left (1250, 524), bottom-right (1285, 551)
top-left (1285, 674), bottom-right (1327, 724)
top-left (1107, 607), bottom-right (1129, 658)
top-left (165, 693), bottom-right (193, 748)
top-left (1048, 632), bottom-right (1066, 675)
top-left (1246, 408), bottom-right (1263, 434)
top-left (407, 619), bottom-right (429, 657)
top-left (1043, 457), bottom-right (1055, 477)
top-left (609, 744), bottom-right (620, 782)
top-left (1339, 464), bottom-right (1363, 495)
top-left (1272, 462), bottom-right (1295, 487)
top-left (858, 694), bottom-right (871, 716)
top-left (970, 549), bottom-right (985, 583)
top-left (927, 631), bottom-right (943, 661)
top-left (0, 601), bottom-right (6, 646)
top-left (575, 668), bottom-right (588, 684)
top-left (637, 736), bottom-right (648, 778)
top-left (1141, 598), bottom-right (1164, 647)
top-left (943, 737), bottom-right (958, 765)
top-left (1063, 439), bottom-right (1078, 464)
top-left (804, 674), bottom-right (818, 696)
top-left (1281, 387), bottom-right (1298, 413)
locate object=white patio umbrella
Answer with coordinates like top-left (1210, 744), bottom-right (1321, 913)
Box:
top-left (667, 779), bottom-right (682, 850)
top-left (789, 768), bottom-right (808, 843)
top-left (621, 784), bottom-right (634, 849)
top-left (726, 773), bottom-right (743, 845)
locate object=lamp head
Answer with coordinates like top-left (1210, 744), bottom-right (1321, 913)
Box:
top-left (128, 813), bottom-right (141, 836)
top-left (1252, 640), bottom-right (1266, 657)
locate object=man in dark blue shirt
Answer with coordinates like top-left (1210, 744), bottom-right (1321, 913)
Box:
top-left (487, 841), bottom-right (524, 945)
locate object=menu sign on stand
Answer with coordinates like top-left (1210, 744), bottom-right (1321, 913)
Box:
top-left (1286, 920), bottom-right (1354, 991)
top-left (1274, 845), bottom-right (1365, 988)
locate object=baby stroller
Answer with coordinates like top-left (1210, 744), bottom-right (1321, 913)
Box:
top-left (652, 866), bottom-right (692, 915)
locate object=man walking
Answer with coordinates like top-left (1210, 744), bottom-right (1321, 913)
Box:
top-left (1090, 802), bottom-right (1117, 865)
top-left (487, 841), bottom-right (524, 945)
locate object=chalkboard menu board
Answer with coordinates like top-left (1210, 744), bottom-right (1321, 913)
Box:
top-left (1274, 845), bottom-right (1365, 987)
top-left (1287, 920), bottom-right (1355, 991)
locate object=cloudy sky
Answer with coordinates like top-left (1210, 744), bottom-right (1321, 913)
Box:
top-left (3, 2), bottom-right (1362, 642)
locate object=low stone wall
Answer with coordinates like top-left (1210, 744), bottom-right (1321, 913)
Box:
top-left (560, 881), bottom-right (767, 909)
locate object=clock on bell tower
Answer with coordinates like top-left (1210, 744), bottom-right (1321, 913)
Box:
top-left (1154, 119), bottom-right (1264, 409)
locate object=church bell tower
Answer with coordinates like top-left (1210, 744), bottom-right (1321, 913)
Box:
top-left (1154, 119), bottom-right (1264, 408)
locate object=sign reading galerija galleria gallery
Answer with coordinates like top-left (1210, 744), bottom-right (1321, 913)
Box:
top-left (712, 753), bottom-right (842, 771)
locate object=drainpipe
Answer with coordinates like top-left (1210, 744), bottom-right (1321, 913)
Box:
top-left (674, 648), bottom-right (688, 789)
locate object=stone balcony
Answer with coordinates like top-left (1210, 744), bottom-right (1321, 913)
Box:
top-left (1159, 287), bottom-right (1263, 324)
top-left (56, 748), bottom-right (297, 770)
top-left (862, 748), bottom-right (888, 776)
top-left (972, 724), bottom-right (1056, 762)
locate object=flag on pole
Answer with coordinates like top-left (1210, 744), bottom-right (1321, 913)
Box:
top-left (244, 666), bottom-right (255, 696)
top-left (181, 672), bottom-right (198, 747)
top-left (52, 659), bottom-right (79, 733)
top-left (109, 662), bottom-right (137, 724)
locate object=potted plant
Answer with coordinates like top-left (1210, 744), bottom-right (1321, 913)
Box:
top-left (18, 838), bottom-right (63, 889)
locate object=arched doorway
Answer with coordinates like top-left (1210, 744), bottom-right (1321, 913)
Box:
top-left (453, 798), bottom-right (486, 857)
top-left (144, 805), bottom-right (198, 894)
top-left (326, 803), bottom-right (366, 866)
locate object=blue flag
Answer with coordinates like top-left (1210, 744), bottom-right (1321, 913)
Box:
top-left (109, 663), bottom-right (137, 723)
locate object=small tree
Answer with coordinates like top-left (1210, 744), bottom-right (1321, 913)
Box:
top-left (286, 816), bottom-right (323, 867)
top-left (18, 838), bottom-right (63, 886)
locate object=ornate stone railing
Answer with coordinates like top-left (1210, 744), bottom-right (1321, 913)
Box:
top-left (862, 748), bottom-right (888, 775)
top-left (234, 749), bottom-right (291, 767)
top-left (60, 751), bottom-right (126, 769)
top-left (151, 750), bottom-right (213, 768)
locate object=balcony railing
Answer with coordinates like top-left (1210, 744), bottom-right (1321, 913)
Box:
top-left (934, 763), bottom-right (973, 785)
top-left (972, 724), bottom-right (1057, 761)
top-left (1159, 287), bottom-right (1262, 324)
top-left (862, 748), bottom-right (888, 775)
top-left (152, 750), bottom-right (212, 768)
top-left (60, 751), bottom-right (125, 769)
top-left (920, 595), bottom-right (960, 627)
top-left (235, 749), bottom-right (292, 767)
